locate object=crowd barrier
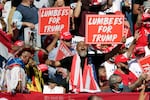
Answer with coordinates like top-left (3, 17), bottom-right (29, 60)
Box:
top-left (0, 92), bottom-right (150, 100)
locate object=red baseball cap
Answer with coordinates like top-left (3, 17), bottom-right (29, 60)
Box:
top-left (60, 32), bottom-right (72, 40)
top-left (134, 46), bottom-right (145, 55)
top-left (114, 54), bottom-right (129, 64)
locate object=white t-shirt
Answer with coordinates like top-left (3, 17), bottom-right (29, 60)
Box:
top-left (104, 61), bottom-right (117, 80)
top-left (128, 59), bottom-right (143, 77)
top-left (43, 85), bottom-right (64, 94)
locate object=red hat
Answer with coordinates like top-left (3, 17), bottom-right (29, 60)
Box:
top-left (114, 54), bottom-right (128, 64)
top-left (134, 46), bottom-right (145, 55)
top-left (142, 13), bottom-right (150, 21)
top-left (38, 64), bottom-right (48, 72)
top-left (60, 32), bottom-right (72, 40)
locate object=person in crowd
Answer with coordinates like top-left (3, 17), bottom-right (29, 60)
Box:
top-left (4, 45), bottom-right (34, 94)
top-left (26, 60), bottom-right (44, 92)
top-left (135, 14), bottom-right (150, 47)
top-left (45, 31), bottom-right (75, 92)
top-left (114, 53), bottom-right (149, 91)
top-left (12, 0), bottom-right (38, 41)
top-left (133, 0), bottom-right (148, 26)
top-left (7, 0), bottom-right (22, 38)
top-left (46, 40), bottom-right (124, 93)
top-left (53, 0), bottom-right (76, 33)
top-left (98, 66), bottom-right (109, 91)
top-left (121, 0), bottom-right (133, 34)
top-left (73, 0), bottom-right (113, 36)
top-left (103, 74), bottom-right (131, 92)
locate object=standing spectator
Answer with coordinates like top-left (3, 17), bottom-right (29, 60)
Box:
top-left (47, 41), bottom-right (123, 93)
top-left (114, 54), bottom-right (148, 91)
top-left (12, 0), bottom-right (38, 41)
top-left (7, 0), bottom-right (22, 38)
top-left (133, 0), bottom-right (148, 27)
top-left (74, 0), bottom-right (113, 36)
top-left (45, 32), bottom-right (75, 92)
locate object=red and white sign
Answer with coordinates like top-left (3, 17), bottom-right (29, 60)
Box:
top-left (85, 14), bottom-right (124, 44)
top-left (138, 55), bottom-right (150, 74)
top-left (38, 7), bottom-right (70, 35)
top-left (55, 41), bottom-right (72, 60)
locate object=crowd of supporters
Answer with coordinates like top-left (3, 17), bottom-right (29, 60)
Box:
top-left (0, 0), bottom-right (150, 96)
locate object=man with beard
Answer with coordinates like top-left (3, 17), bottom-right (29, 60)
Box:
top-left (47, 41), bottom-right (122, 93)
top-left (113, 54), bottom-right (148, 91)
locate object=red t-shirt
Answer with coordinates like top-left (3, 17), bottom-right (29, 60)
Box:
top-left (114, 69), bottom-right (137, 86)
top-left (136, 27), bottom-right (150, 47)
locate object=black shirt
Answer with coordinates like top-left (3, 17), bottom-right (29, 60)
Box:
top-left (59, 44), bottom-right (122, 82)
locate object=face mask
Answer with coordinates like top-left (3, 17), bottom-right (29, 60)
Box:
top-left (118, 82), bottom-right (124, 91)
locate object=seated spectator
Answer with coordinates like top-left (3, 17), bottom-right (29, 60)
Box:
top-left (5, 45), bottom-right (34, 94)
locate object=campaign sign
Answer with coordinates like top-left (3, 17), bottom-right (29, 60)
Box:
top-left (39, 7), bottom-right (70, 35)
top-left (85, 14), bottom-right (124, 44)
top-left (138, 55), bottom-right (150, 74)
top-left (55, 41), bottom-right (72, 60)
